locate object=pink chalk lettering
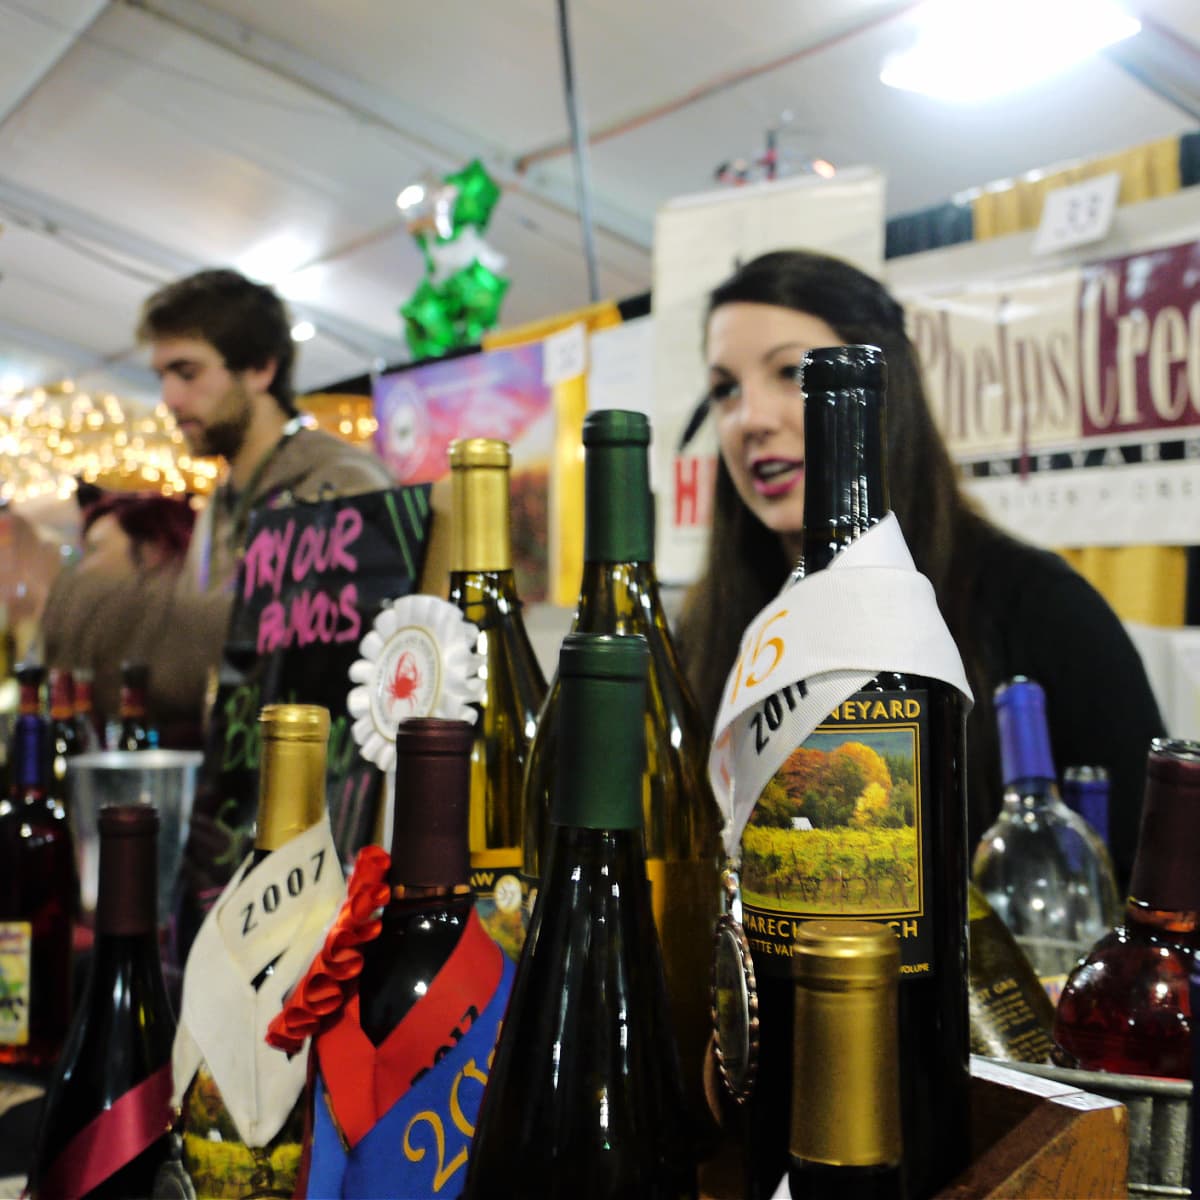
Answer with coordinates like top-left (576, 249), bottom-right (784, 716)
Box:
top-left (242, 520), bottom-right (296, 600)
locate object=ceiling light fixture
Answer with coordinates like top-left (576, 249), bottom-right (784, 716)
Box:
top-left (290, 320), bottom-right (316, 342)
top-left (880, 0), bottom-right (1141, 104)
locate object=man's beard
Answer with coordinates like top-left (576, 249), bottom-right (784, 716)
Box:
top-left (191, 383), bottom-right (254, 460)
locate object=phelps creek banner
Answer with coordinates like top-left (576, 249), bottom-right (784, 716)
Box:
top-left (902, 236), bottom-right (1200, 547)
top-left (176, 486), bottom-right (433, 955)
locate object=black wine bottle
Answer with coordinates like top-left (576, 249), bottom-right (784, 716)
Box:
top-left (738, 347), bottom-right (969, 1200)
top-left (115, 661), bottom-right (154, 751)
top-left (465, 633), bottom-right (698, 1199)
top-left (27, 804), bottom-right (180, 1198)
top-left (788, 920), bottom-right (904, 1200)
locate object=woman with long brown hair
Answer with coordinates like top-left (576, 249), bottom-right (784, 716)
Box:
top-left (676, 248), bottom-right (1163, 884)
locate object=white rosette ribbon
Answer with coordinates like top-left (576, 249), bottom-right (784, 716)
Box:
top-left (348, 594), bottom-right (485, 843)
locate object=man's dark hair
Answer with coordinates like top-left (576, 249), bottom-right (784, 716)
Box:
top-left (138, 269), bottom-right (297, 415)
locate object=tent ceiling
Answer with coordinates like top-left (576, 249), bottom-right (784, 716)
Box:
top-left (0, 0), bottom-right (1196, 408)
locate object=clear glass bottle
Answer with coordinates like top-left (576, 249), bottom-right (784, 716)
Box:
top-left (448, 437), bottom-right (547, 960)
top-left (972, 677), bottom-right (1120, 1000)
top-left (739, 348), bottom-right (969, 1200)
top-left (466, 634), bottom-right (697, 1199)
top-left (522, 408), bottom-right (723, 1136)
top-left (1054, 739), bottom-right (1200, 1079)
top-left (26, 805), bottom-right (179, 1197)
top-left (788, 921), bottom-right (903, 1200)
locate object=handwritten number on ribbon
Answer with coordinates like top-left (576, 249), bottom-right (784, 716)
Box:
top-left (402, 1057), bottom-right (489, 1193)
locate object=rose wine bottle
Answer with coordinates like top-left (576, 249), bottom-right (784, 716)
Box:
top-left (1054, 739), bottom-right (1200, 1078)
top-left (522, 409), bottom-right (723, 1135)
top-left (739, 347), bottom-right (969, 1200)
top-left (0, 662), bottom-right (75, 1067)
top-left (465, 633), bottom-right (697, 1199)
top-left (26, 805), bottom-right (180, 1198)
top-left (788, 921), bottom-right (904, 1200)
top-left (447, 437), bottom-right (547, 960)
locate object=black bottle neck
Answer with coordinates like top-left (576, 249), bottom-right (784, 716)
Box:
top-left (795, 369), bottom-right (889, 579)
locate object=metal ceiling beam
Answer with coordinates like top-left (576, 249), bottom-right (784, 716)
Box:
top-left (1105, 13), bottom-right (1200, 123)
top-left (123, 0), bottom-right (652, 251)
top-left (0, 176), bottom-right (410, 365)
top-left (0, 0), bottom-right (112, 136)
top-left (0, 313), bottom-right (157, 394)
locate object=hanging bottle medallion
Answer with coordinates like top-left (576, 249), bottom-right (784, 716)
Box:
top-left (711, 864), bottom-right (759, 1104)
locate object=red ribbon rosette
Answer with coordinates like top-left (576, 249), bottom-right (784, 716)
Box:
top-left (265, 845), bottom-right (392, 1056)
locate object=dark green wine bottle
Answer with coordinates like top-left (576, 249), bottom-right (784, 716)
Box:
top-left (465, 633), bottom-right (697, 1199)
top-left (522, 409), bottom-right (723, 1133)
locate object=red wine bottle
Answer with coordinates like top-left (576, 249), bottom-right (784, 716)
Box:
top-left (115, 662), bottom-right (154, 751)
top-left (48, 668), bottom-right (81, 809)
top-left (1054, 739), bottom-right (1200, 1078)
top-left (71, 668), bottom-right (103, 755)
top-left (788, 921), bottom-right (904, 1200)
top-left (27, 805), bottom-right (181, 1198)
top-left (0, 662), bottom-right (75, 1067)
top-left (358, 719), bottom-right (478, 1044)
top-left (739, 347), bottom-right (969, 1200)
top-left (464, 634), bottom-right (698, 1199)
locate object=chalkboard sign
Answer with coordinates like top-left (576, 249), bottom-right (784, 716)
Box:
top-left (175, 485), bottom-right (433, 955)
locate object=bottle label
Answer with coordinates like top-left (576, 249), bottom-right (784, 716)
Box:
top-left (181, 1065), bottom-right (306, 1197)
top-left (968, 974), bottom-right (1056, 1062)
top-left (0, 921), bottom-right (31, 1046)
top-left (740, 689), bottom-right (934, 979)
top-left (469, 848), bottom-right (529, 961)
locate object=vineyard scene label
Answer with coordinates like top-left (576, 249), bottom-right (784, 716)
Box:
top-left (741, 690), bottom-right (934, 976)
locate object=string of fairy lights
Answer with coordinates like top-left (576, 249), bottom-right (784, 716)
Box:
top-left (0, 382), bottom-right (221, 505)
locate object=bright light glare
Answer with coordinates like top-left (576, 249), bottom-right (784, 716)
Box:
top-left (880, 0), bottom-right (1141, 103)
top-left (396, 183), bottom-right (426, 210)
top-left (811, 159), bottom-right (837, 179)
top-left (290, 320), bottom-right (316, 342)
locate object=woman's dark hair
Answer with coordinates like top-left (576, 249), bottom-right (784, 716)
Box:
top-left (82, 492), bottom-right (196, 567)
top-left (676, 249), bottom-right (1003, 836)
top-left (137, 268), bottom-right (298, 415)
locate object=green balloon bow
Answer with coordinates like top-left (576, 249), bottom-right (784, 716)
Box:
top-left (399, 158), bottom-right (510, 359)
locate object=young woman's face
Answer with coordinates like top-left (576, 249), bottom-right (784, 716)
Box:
top-left (706, 302), bottom-right (842, 548)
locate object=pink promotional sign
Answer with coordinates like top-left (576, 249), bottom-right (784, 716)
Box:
top-left (372, 342), bottom-right (554, 599)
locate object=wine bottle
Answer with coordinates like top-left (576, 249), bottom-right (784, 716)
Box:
top-left (1054, 738), bottom-right (1200, 1078)
top-left (972, 677), bottom-right (1119, 1000)
top-left (0, 663), bottom-right (75, 1068)
top-left (788, 920), bottom-right (903, 1200)
top-left (967, 882), bottom-right (1055, 1063)
top-left (299, 718), bottom-right (514, 1198)
top-left (177, 703), bottom-right (340, 1199)
top-left (1061, 765), bottom-right (1110, 850)
top-left (738, 347), bottom-right (969, 1200)
top-left (71, 668), bottom-right (103, 755)
top-left (115, 661), bottom-right (154, 751)
top-left (48, 668), bottom-right (81, 808)
top-left (447, 437), bottom-right (547, 960)
top-left (26, 805), bottom-right (181, 1198)
top-left (522, 408), bottom-right (723, 1133)
top-left (465, 633), bottom-right (697, 1199)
